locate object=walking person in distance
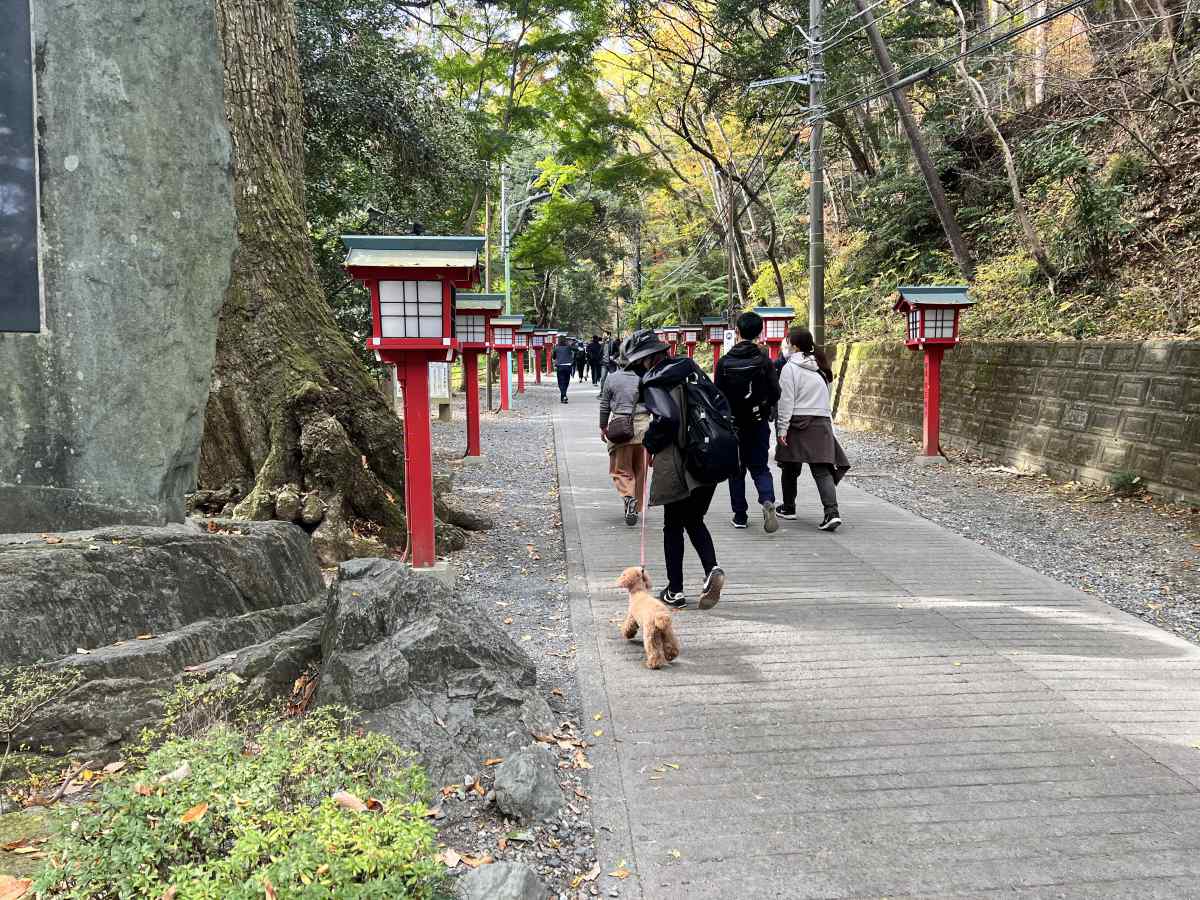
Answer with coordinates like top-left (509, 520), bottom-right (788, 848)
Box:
top-left (552, 334), bottom-right (576, 403)
top-left (775, 326), bottom-right (850, 530)
top-left (715, 311), bottom-right (781, 534)
top-left (574, 341), bottom-right (587, 382)
top-left (634, 330), bottom-right (730, 610)
top-left (599, 336), bottom-right (649, 526)
top-left (586, 334), bottom-right (604, 385)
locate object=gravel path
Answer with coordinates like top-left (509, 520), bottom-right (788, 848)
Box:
top-left (835, 425), bottom-right (1200, 644)
top-left (431, 380), bottom-right (604, 899)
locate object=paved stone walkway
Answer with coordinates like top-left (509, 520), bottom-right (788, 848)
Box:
top-left (550, 383), bottom-right (1200, 899)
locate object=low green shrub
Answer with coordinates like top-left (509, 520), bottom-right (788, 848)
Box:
top-left (35, 708), bottom-right (446, 899)
top-left (0, 666), bottom-right (83, 782)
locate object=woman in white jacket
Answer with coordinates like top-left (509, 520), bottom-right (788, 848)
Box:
top-left (774, 327), bottom-right (850, 530)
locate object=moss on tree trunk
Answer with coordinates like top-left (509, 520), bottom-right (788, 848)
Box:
top-left (201, 0), bottom-right (468, 563)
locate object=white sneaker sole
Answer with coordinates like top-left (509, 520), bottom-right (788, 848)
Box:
top-left (698, 570), bottom-right (725, 610)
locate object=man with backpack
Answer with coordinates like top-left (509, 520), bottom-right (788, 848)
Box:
top-left (585, 335), bottom-right (605, 385)
top-left (632, 329), bottom-right (738, 609)
top-left (715, 310), bottom-right (781, 534)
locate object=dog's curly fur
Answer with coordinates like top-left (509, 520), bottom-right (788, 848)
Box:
top-left (615, 567), bottom-right (680, 669)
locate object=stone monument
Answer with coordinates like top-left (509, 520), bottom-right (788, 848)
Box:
top-left (0, 0), bottom-right (237, 531)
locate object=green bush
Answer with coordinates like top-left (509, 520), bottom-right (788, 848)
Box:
top-left (35, 709), bottom-right (446, 899)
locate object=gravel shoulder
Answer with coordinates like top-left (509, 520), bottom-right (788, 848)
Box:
top-left (836, 425), bottom-right (1200, 644)
top-left (431, 381), bottom-right (604, 899)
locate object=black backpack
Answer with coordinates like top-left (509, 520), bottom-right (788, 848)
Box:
top-left (681, 371), bottom-right (741, 484)
top-left (720, 351), bottom-right (774, 423)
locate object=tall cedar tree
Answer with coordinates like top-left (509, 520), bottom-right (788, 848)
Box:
top-left (202, 0), bottom-right (471, 563)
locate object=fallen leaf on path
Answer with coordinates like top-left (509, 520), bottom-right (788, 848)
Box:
top-left (43, 535), bottom-right (63, 545)
top-left (158, 762), bottom-right (191, 784)
top-left (574, 787), bottom-right (590, 800)
top-left (179, 802), bottom-right (208, 825)
top-left (439, 849), bottom-right (462, 868)
top-left (609, 867), bottom-right (631, 879)
top-left (461, 852), bottom-right (493, 868)
top-left (503, 617), bottom-right (513, 625)
top-left (332, 791), bottom-right (368, 812)
top-left (136, 634), bottom-right (154, 641)
top-left (571, 863), bottom-right (601, 888)
top-left (135, 784), bottom-right (154, 797)
top-left (551, 688), bottom-right (564, 697)
top-left (483, 757), bottom-right (503, 766)
top-left (573, 749), bottom-right (592, 770)
top-left (160, 888), bottom-right (177, 900)
top-left (593, 729), bottom-right (603, 737)
top-left (102, 760), bottom-right (126, 774)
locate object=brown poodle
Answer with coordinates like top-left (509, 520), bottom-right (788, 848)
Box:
top-left (615, 567), bottom-right (680, 669)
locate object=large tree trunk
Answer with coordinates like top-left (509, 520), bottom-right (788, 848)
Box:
top-left (200, 0), bottom-right (469, 564)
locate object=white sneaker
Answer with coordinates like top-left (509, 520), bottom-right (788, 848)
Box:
top-left (762, 502), bottom-right (779, 534)
top-left (698, 566), bottom-right (725, 610)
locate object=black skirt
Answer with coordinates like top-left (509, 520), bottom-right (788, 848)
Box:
top-left (774, 415), bottom-right (851, 483)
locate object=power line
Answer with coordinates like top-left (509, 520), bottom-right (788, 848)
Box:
top-left (825, 0), bottom-right (1099, 118)
top-left (820, 0), bottom-right (1051, 112)
top-left (821, 0), bottom-right (931, 54)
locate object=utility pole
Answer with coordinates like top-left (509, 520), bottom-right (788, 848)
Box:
top-left (808, 0), bottom-right (826, 347)
top-left (850, 0), bottom-right (975, 279)
top-left (750, 0), bottom-right (827, 346)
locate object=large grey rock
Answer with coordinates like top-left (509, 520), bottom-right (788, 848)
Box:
top-left (0, 520), bottom-right (325, 754)
top-left (0, 0), bottom-right (235, 532)
top-left (459, 862), bottom-right (550, 900)
top-left (493, 746), bottom-right (562, 823)
top-left (315, 559), bottom-right (554, 784)
top-left (0, 520), bottom-right (323, 664)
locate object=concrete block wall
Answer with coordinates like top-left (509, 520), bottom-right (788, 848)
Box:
top-left (830, 340), bottom-right (1200, 505)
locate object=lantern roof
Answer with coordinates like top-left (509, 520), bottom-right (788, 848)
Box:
top-left (679, 323), bottom-right (701, 330)
top-left (701, 315), bottom-right (727, 325)
top-left (491, 314), bottom-right (524, 327)
top-left (455, 292), bottom-right (505, 312)
top-left (517, 324), bottom-right (535, 333)
top-left (342, 234), bottom-right (485, 269)
top-left (893, 285), bottom-right (974, 311)
top-left (752, 306), bottom-right (796, 319)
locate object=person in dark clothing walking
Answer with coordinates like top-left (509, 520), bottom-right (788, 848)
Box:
top-left (552, 335), bottom-right (576, 403)
top-left (714, 311), bottom-right (781, 533)
top-left (775, 326), bottom-right (850, 529)
top-left (574, 342), bottom-right (587, 381)
top-left (586, 335), bottom-right (604, 384)
top-left (631, 330), bottom-right (726, 610)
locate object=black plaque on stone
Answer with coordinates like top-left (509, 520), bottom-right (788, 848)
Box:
top-left (0, 0), bottom-right (40, 333)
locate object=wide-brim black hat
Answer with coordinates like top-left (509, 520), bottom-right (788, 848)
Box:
top-left (622, 329), bottom-right (670, 364)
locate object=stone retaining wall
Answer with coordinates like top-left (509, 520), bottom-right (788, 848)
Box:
top-left (830, 340), bottom-right (1200, 504)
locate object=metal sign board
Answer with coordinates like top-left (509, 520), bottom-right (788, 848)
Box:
top-left (0, 0), bottom-right (40, 333)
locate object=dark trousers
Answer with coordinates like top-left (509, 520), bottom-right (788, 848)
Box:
top-left (575, 359), bottom-right (586, 380)
top-left (589, 360), bottom-right (602, 383)
top-left (556, 365), bottom-right (573, 398)
top-left (728, 419), bottom-right (775, 519)
top-left (780, 461), bottom-right (839, 516)
top-left (663, 483), bottom-right (718, 594)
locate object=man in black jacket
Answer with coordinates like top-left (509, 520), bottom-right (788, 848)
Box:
top-left (585, 335), bottom-right (604, 384)
top-left (714, 311), bottom-right (781, 533)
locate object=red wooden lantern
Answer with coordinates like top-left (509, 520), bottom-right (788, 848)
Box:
top-left (753, 306), bottom-right (796, 360)
top-left (702, 316), bottom-right (727, 370)
top-left (530, 330), bottom-right (548, 383)
top-left (454, 292), bottom-right (504, 457)
top-left (343, 234), bottom-right (484, 569)
top-left (535, 330), bottom-right (555, 375)
top-left (515, 326), bottom-right (533, 394)
top-left (678, 324), bottom-right (701, 358)
top-left (892, 285), bottom-right (975, 458)
top-left (490, 314), bottom-right (524, 412)
top-left (663, 326), bottom-right (680, 356)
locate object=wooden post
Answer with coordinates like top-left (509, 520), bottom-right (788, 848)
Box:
top-left (499, 350), bottom-right (511, 412)
top-left (922, 345), bottom-right (944, 456)
top-left (399, 357), bottom-right (436, 567)
top-left (464, 350), bottom-right (481, 456)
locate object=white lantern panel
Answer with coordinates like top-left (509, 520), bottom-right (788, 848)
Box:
top-left (494, 327), bottom-right (513, 344)
top-left (925, 307), bottom-right (956, 339)
top-left (764, 319), bottom-right (786, 339)
top-left (378, 280), bottom-right (444, 339)
top-left (908, 309), bottom-right (919, 339)
top-left (456, 314), bottom-right (487, 343)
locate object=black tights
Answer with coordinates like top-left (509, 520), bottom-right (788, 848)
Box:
top-left (663, 483), bottom-right (718, 594)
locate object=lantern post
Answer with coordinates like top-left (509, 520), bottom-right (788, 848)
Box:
top-left (343, 234), bottom-right (483, 569)
top-left (515, 326), bottom-right (533, 394)
top-left (892, 285), bottom-right (975, 460)
top-left (702, 316), bottom-right (727, 371)
top-left (663, 326), bottom-right (680, 357)
top-left (530, 331), bottom-right (546, 383)
top-left (754, 306), bottom-right (796, 361)
top-left (490, 315), bottom-right (523, 413)
top-left (454, 292), bottom-right (504, 457)
top-left (679, 324), bottom-right (701, 359)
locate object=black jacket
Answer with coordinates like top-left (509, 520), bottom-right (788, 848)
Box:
top-left (715, 341), bottom-right (780, 425)
top-left (585, 339), bottom-right (604, 363)
top-left (640, 356), bottom-right (701, 455)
